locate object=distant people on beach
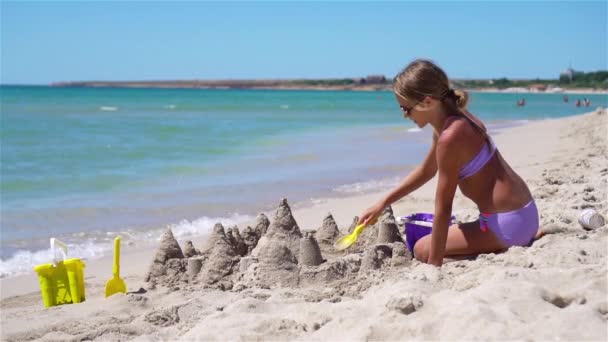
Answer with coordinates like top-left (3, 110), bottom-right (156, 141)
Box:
top-left (563, 95), bottom-right (569, 103)
top-left (576, 99), bottom-right (581, 107)
top-left (516, 98), bottom-right (526, 107)
top-left (358, 59), bottom-right (539, 267)
top-left (583, 98), bottom-right (590, 107)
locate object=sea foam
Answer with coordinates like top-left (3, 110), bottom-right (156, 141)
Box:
top-left (0, 213), bottom-right (251, 279)
top-left (332, 177), bottom-right (400, 195)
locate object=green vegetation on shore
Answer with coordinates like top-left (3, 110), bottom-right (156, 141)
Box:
top-left (456, 70), bottom-right (608, 90)
top-left (559, 70), bottom-right (608, 89)
top-left (287, 79), bottom-right (356, 86)
top-left (51, 70), bottom-right (607, 90)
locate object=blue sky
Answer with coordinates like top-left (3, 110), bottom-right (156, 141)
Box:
top-left (1, 1), bottom-right (606, 84)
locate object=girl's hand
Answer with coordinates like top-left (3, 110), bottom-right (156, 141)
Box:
top-left (358, 202), bottom-right (386, 226)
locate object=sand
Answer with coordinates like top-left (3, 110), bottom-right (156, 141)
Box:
top-left (1, 108), bottom-right (606, 341)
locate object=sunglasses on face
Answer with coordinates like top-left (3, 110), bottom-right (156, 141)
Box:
top-left (399, 100), bottom-right (420, 117)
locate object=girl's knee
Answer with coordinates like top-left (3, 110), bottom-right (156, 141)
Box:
top-left (413, 240), bottom-right (429, 263)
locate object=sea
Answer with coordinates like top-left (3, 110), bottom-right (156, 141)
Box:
top-left (1, 86), bottom-right (606, 278)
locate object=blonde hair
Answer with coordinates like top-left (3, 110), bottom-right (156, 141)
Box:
top-left (394, 59), bottom-right (489, 136)
top-left (393, 59), bottom-right (469, 110)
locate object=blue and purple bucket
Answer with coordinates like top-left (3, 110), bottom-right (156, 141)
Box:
top-left (401, 213), bottom-right (456, 253)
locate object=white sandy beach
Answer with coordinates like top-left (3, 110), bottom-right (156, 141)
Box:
top-left (1, 108), bottom-right (606, 341)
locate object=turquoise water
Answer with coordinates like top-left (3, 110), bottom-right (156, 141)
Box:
top-left (1, 86), bottom-right (606, 277)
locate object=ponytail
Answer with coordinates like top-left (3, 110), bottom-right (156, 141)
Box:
top-left (453, 89), bottom-right (469, 109)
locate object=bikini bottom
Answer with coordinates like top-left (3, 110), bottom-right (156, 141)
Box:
top-left (404, 200), bottom-right (539, 252)
top-left (479, 200), bottom-right (539, 247)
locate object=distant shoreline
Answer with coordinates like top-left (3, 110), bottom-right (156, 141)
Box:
top-left (2, 81), bottom-right (606, 94)
top-left (473, 87), bottom-right (608, 95)
top-left (46, 80), bottom-right (607, 94)
top-left (50, 79), bottom-right (392, 92)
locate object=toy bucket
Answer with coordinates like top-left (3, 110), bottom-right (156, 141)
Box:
top-left (401, 213), bottom-right (455, 253)
top-left (33, 238), bottom-right (86, 308)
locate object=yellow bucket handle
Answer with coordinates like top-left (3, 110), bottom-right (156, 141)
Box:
top-left (50, 238), bottom-right (68, 266)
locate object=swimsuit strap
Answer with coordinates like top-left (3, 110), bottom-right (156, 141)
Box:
top-left (459, 140), bottom-right (497, 180)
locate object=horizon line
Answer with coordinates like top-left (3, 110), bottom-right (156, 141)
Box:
top-left (1, 76), bottom-right (571, 87)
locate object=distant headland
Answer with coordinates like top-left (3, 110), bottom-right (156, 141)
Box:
top-left (51, 70), bottom-right (608, 93)
top-left (51, 75), bottom-right (392, 91)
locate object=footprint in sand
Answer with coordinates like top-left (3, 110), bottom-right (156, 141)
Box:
top-left (144, 306), bottom-right (180, 327)
top-left (386, 295), bottom-right (424, 315)
top-left (596, 302), bottom-right (608, 320)
top-left (539, 289), bottom-right (585, 309)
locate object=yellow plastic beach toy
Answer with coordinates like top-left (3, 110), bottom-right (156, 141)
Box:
top-left (105, 236), bottom-right (127, 297)
top-left (33, 238), bottom-right (86, 308)
top-left (334, 224), bottom-right (367, 251)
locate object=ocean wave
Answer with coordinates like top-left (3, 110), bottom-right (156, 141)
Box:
top-left (407, 127), bottom-right (422, 132)
top-left (100, 106), bottom-right (118, 111)
top-left (168, 213), bottom-right (252, 239)
top-left (0, 240), bottom-right (107, 278)
top-left (332, 177), bottom-right (399, 195)
top-left (0, 213), bottom-right (251, 279)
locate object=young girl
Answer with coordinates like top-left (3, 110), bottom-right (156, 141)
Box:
top-left (358, 59), bottom-right (539, 266)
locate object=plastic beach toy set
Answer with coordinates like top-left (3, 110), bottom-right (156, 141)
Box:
top-left (34, 236), bottom-right (126, 308)
top-left (34, 238), bottom-right (86, 308)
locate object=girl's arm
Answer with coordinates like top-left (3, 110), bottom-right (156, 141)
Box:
top-left (427, 131), bottom-right (461, 266)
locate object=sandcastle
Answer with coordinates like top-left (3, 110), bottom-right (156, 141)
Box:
top-left (253, 198), bottom-right (303, 258)
top-left (196, 223), bottom-right (239, 289)
top-left (299, 232), bottom-right (324, 266)
top-left (253, 213), bottom-right (270, 235)
top-left (183, 240), bottom-right (200, 258)
top-left (377, 216), bottom-right (402, 244)
top-left (314, 213), bottom-right (340, 247)
top-left (226, 226), bottom-right (248, 256)
top-left (145, 229), bottom-right (186, 287)
top-left (144, 198), bottom-right (413, 292)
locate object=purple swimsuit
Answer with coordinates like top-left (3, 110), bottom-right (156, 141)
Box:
top-left (479, 200), bottom-right (539, 247)
top-left (460, 136), bottom-right (539, 247)
top-left (458, 137), bottom-right (497, 180)
top-left (405, 129), bottom-right (539, 251)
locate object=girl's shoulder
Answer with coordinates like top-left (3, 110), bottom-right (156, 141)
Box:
top-left (441, 115), bottom-right (469, 137)
top-left (439, 115), bottom-right (484, 147)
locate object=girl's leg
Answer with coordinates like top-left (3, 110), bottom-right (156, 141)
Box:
top-left (412, 220), bottom-right (507, 263)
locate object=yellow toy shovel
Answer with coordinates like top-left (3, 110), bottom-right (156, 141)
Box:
top-left (105, 236), bottom-right (127, 297)
top-left (334, 224), bottom-right (367, 251)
